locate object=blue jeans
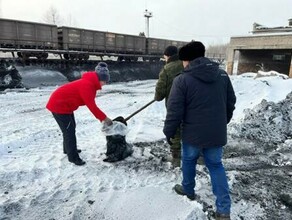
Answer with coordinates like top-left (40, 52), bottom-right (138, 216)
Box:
top-left (181, 143), bottom-right (231, 214)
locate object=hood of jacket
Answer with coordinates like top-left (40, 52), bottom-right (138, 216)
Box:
top-left (81, 71), bottom-right (102, 90)
top-left (183, 57), bottom-right (220, 83)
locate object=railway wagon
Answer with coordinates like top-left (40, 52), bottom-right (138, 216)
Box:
top-left (147, 37), bottom-right (187, 55)
top-left (58, 26), bottom-right (146, 60)
top-left (0, 18), bottom-right (58, 50)
top-left (0, 18), bottom-right (188, 61)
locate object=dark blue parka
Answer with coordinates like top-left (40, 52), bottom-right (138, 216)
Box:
top-left (163, 57), bottom-right (236, 147)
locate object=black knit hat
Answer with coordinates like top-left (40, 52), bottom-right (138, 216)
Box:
top-left (164, 45), bottom-right (178, 57)
top-left (95, 62), bottom-right (110, 82)
top-left (179, 41), bottom-right (205, 61)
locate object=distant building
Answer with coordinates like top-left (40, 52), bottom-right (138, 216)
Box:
top-left (226, 19), bottom-right (292, 77)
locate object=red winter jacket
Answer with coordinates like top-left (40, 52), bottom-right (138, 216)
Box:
top-left (46, 72), bottom-right (107, 121)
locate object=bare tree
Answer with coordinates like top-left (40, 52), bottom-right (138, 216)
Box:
top-left (42, 6), bottom-right (63, 25)
top-left (139, 32), bottom-right (146, 37)
top-left (66, 14), bottom-right (78, 27)
top-left (206, 43), bottom-right (229, 57)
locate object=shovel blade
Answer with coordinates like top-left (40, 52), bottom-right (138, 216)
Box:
top-left (113, 116), bottom-right (127, 126)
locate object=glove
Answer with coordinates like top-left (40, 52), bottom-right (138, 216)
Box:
top-left (103, 117), bottom-right (113, 126)
top-left (166, 136), bottom-right (173, 145)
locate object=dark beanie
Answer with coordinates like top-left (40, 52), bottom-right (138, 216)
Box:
top-left (179, 41), bottom-right (205, 61)
top-left (164, 45), bottom-right (178, 57)
top-left (95, 62), bottom-right (110, 82)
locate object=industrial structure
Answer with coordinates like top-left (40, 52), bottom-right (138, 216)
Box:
top-left (226, 19), bottom-right (292, 77)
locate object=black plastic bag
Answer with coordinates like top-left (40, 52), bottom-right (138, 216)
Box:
top-left (103, 134), bottom-right (133, 162)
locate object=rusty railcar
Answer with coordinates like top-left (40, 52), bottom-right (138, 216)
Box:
top-left (58, 26), bottom-right (146, 60)
top-left (0, 18), bottom-right (188, 61)
top-left (147, 37), bottom-right (187, 56)
top-left (0, 18), bottom-right (58, 59)
top-left (0, 18), bottom-right (58, 50)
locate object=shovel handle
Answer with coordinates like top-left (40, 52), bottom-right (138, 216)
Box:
top-left (124, 99), bottom-right (155, 122)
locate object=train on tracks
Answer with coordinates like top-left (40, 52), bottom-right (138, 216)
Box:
top-left (0, 18), bottom-right (188, 62)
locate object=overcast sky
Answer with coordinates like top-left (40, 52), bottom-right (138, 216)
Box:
top-left (1, 0), bottom-right (292, 46)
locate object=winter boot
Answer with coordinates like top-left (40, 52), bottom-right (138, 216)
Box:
top-left (69, 158), bottom-right (86, 166)
top-left (173, 184), bottom-right (195, 201)
top-left (215, 212), bottom-right (230, 220)
top-left (68, 155), bottom-right (86, 166)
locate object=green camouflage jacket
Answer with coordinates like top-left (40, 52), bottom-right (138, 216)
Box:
top-left (154, 54), bottom-right (183, 105)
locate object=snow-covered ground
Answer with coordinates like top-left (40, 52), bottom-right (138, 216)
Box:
top-left (0, 70), bottom-right (292, 220)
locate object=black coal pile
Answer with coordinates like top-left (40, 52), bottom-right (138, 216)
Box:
top-left (224, 92), bottom-right (292, 220)
top-left (0, 61), bottom-right (23, 91)
top-left (59, 61), bottom-right (163, 82)
top-left (230, 91), bottom-right (292, 144)
top-left (18, 66), bottom-right (68, 88)
top-left (1, 61), bottom-right (163, 89)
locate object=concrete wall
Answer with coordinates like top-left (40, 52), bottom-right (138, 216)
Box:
top-left (229, 35), bottom-right (292, 50)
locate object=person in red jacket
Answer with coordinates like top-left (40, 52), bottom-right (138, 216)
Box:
top-left (46, 62), bottom-right (112, 166)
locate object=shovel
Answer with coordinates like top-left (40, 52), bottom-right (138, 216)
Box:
top-left (114, 99), bottom-right (155, 125)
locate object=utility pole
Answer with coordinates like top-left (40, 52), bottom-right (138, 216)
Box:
top-left (0, 0), bottom-right (2, 18)
top-left (144, 9), bottom-right (153, 37)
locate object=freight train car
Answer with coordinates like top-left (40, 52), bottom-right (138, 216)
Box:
top-left (0, 18), bottom-right (188, 62)
top-left (58, 26), bottom-right (146, 61)
top-left (0, 18), bottom-right (58, 59)
top-left (147, 37), bottom-right (187, 61)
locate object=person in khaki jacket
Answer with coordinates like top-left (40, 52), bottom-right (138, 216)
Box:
top-left (154, 45), bottom-right (184, 167)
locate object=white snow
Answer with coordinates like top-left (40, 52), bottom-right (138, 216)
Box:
top-left (230, 71), bottom-right (292, 122)
top-left (1, 70), bottom-right (292, 220)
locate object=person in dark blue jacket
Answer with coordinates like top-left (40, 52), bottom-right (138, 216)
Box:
top-left (163, 41), bottom-right (236, 220)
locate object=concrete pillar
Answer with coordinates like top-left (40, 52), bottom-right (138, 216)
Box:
top-left (289, 55), bottom-right (292, 78)
top-left (232, 50), bottom-right (240, 75)
top-left (226, 48), bottom-right (234, 75)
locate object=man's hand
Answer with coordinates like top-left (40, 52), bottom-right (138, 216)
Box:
top-left (103, 117), bottom-right (113, 126)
